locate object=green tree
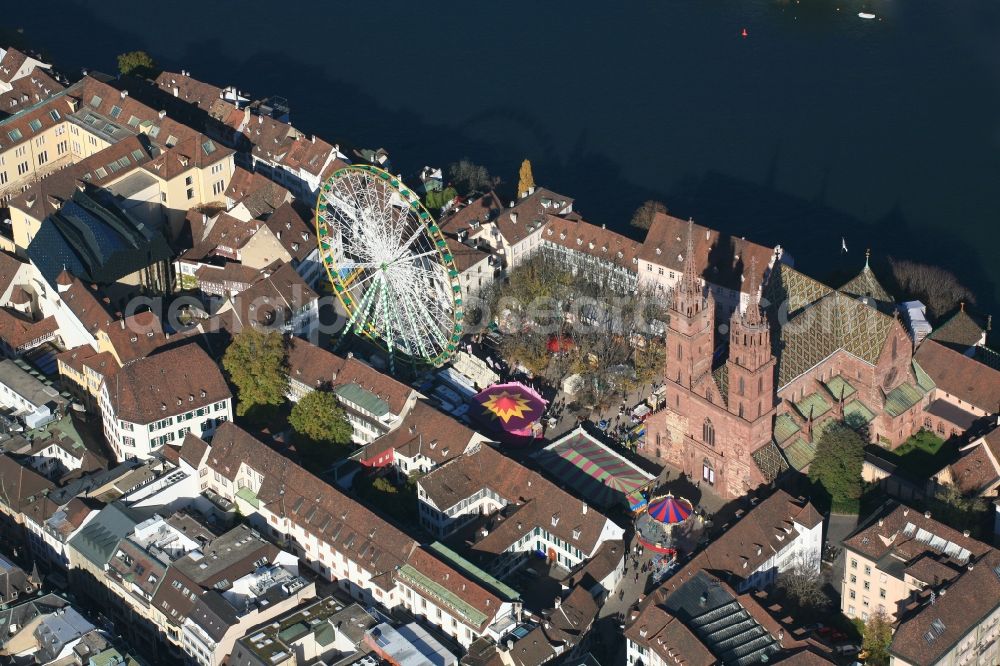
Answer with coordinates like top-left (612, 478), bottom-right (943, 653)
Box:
top-left (517, 159), bottom-right (535, 197)
top-left (862, 610), bottom-right (893, 666)
top-left (630, 200), bottom-right (667, 231)
top-left (117, 50), bottom-right (156, 77)
top-left (425, 186), bottom-right (458, 212)
top-left (289, 389), bottom-right (353, 447)
top-left (808, 421), bottom-right (865, 513)
top-left (222, 328), bottom-right (288, 417)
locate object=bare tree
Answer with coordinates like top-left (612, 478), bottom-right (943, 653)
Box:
top-left (448, 159), bottom-right (494, 194)
top-left (889, 257), bottom-right (976, 319)
top-left (776, 561), bottom-right (829, 612)
top-left (630, 200), bottom-right (667, 231)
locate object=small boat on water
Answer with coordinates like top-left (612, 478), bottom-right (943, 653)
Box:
top-left (858, 11), bottom-right (876, 19)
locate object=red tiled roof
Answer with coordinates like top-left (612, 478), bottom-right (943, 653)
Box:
top-left (225, 262), bottom-right (317, 332)
top-left (948, 443), bottom-right (999, 495)
top-left (154, 72), bottom-right (224, 112)
top-left (0, 251), bottom-right (25, 295)
top-left (438, 192), bottom-right (503, 235)
top-left (358, 400), bottom-right (476, 466)
top-left (403, 547), bottom-right (502, 631)
top-left (543, 215), bottom-right (642, 272)
top-left (224, 167), bottom-right (292, 218)
top-left (0, 48), bottom-right (30, 84)
top-left (623, 604), bottom-right (715, 666)
top-left (8, 135), bottom-right (153, 220)
top-left (891, 549), bottom-right (1000, 665)
top-left (194, 262), bottom-right (261, 291)
top-left (493, 188), bottom-right (574, 246)
top-left (915, 339), bottom-right (1000, 413)
top-left (102, 311), bottom-right (167, 363)
top-left (842, 502), bottom-right (992, 565)
top-left (639, 213), bottom-right (774, 291)
top-left (285, 337), bottom-right (412, 415)
top-left (420, 443), bottom-right (614, 556)
top-left (0, 309), bottom-right (56, 350)
top-left (262, 202), bottom-right (314, 262)
top-left (201, 422), bottom-right (418, 587)
top-left (0, 67), bottom-right (64, 116)
top-left (104, 341), bottom-right (231, 424)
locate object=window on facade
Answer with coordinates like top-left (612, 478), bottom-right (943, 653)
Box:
top-left (863, 581), bottom-right (870, 590)
top-left (186, 188), bottom-right (194, 199)
top-left (850, 559), bottom-right (857, 569)
top-left (703, 419), bottom-right (715, 446)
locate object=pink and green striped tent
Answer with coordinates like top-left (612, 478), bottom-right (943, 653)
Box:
top-left (536, 428), bottom-right (654, 509)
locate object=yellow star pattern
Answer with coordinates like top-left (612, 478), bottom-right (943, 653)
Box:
top-left (481, 390), bottom-right (534, 423)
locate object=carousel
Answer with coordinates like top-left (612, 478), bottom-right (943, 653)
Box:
top-left (473, 381), bottom-right (547, 445)
top-left (634, 493), bottom-right (701, 557)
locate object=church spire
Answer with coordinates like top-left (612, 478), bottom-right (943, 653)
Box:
top-left (672, 219), bottom-right (705, 317)
top-left (680, 219), bottom-right (700, 295)
top-left (742, 256), bottom-right (765, 327)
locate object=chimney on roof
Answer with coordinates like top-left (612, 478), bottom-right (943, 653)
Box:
top-left (581, 502), bottom-right (587, 515)
top-left (120, 319), bottom-right (125, 330)
top-left (310, 135), bottom-right (315, 144)
top-left (553, 595), bottom-right (561, 609)
top-left (963, 529), bottom-right (970, 537)
top-left (158, 110), bottom-right (166, 120)
top-left (26, 194), bottom-right (37, 208)
top-left (510, 212), bottom-right (518, 225)
top-left (878, 518), bottom-right (884, 527)
top-left (120, 90), bottom-right (128, 99)
top-left (924, 510), bottom-right (931, 519)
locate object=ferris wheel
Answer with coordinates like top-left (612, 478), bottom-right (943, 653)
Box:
top-left (316, 164), bottom-right (464, 368)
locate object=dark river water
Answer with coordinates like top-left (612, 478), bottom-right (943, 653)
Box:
top-left (7, 0), bottom-right (1000, 312)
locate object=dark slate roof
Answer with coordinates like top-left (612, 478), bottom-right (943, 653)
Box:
top-left (189, 591), bottom-right (240, 642)
top-left (928, 309), bottom-right (985, 353)
top-left (661, 570), bottom-right (781, 666)
top-left (26, 188), bottom-right (172, 289)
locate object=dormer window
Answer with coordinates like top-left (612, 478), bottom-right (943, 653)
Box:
top-left (551, 514), bottom-right (560, 527)
top-left (572, 528), bottom-right (581, 540)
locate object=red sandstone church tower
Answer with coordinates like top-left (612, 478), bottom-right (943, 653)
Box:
top-left (644, 223), bottom-right (776, 498)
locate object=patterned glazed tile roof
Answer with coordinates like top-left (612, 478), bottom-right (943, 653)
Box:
top-left (767, 262), bottom-right (898, 388)
top-left (751, 440), bottom-right (790, 482)
top-left (764, 263), bottom-right (832, 318)
top-left (712, 364), bottom-right (728, 404)
top-left (839, 264), bottom-right (894, 306)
